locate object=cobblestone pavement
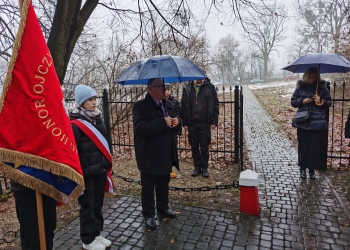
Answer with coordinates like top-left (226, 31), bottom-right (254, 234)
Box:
top-left (53, 85), bottom-right (350, 249)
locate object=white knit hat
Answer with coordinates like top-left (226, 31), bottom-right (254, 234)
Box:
top-left (74, 84), bottom-right (97, 106)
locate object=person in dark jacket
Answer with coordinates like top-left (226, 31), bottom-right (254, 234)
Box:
top-left (345, 111), bottom-right (350, 142)
top-left (165, 83), bottom-right (181, 117)
top-left (291, 67), bottom-right (331, 179)
top-left (165, 83), bottom-right (181, 178)
top-left (70, 84), bottom-right (111, 250)
top-left (132, 78), bottom-right (181, 229)
top-left (181, 78), bottom-right (219, 177)
top-left (10, 181), bottom-right (56, 250)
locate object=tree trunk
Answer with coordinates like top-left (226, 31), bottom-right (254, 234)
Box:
top-left (263, 56), bottom-right (268, 81)
top-left (47, 0), bottom-right (99, 85)
top-left (334, 26), bottom-right (341, 54)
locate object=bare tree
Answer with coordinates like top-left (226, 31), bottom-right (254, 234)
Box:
top-left (243, 3), bottom-right (286, 81)
top-left (235, 49), bottom-right (249, 82)
top-left (0, 0), bottom-right (283, 85)
top-left (322, 0), bottom-right (349, 53)
top-left (296, 0), bottom-right (350, 53)
top-left (211, 34), bottom-right (240, 84)
top-left (138, 13), bottom-right (211, 73)
top-left (286, 36), bottom-right (313, 62)
top-left (0, 0), bottom-right (20, 61)
top-left (295, 2), bottom-right (328, 53)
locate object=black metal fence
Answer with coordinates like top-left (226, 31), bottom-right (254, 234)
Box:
top-left (107, 84), bottom-right (244, 170)
top-left (102, 81), bottom-right (350, 170)
top-left (328, 82), bottom-right (350, 168)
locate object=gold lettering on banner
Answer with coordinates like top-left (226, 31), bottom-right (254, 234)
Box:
top-left (35, 75), bottom-right (45, 84)
top-left (31, 54), bottom-right (78, 154)
top-left (52, 127), bottom-right (62, 137)
top-left (42, 55), bottom-right (52, 67)
top-left (38, 65), bottom-right (48, 75)
top-left (35, 99), bottom-right (45, 109)
top-left (60, 134), bottom-right (68, 145)
top-left (70, 142), bottom-right (76, 152)
top-left (43, 119), bottom-right (55, 129)
top-left (33, 84), bottom-right (44, 94)
top-left (38, 109), bottom-right (49, 119)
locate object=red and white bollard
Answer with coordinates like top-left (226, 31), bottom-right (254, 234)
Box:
top-left (239, 169), bottom-right (260, 216)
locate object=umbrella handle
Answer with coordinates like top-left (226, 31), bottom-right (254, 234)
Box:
top-left (314, 81), bottom-right (324, 106)
top-left (315, 99), bottom-right (324, 106)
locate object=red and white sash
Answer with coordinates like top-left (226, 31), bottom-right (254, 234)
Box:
top-left (71, 119), bottom-right (114, 194)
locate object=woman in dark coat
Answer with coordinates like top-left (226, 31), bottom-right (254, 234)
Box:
top-left (291, 67), bottom-right (331, 179)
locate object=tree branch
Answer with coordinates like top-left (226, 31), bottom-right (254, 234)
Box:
top-left (148, 0), bottom-right (188, 39)
top-left (98, 3), bottom-right (144, 14)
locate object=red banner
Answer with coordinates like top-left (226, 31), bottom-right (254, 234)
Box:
top-left (0, 0), bottom-right (84, 204)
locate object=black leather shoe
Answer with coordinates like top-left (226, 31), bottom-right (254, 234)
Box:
top-left (202, 168), bottom-right (209, 178)
top-left (191, 168), bottom-right (201, 176)
top-left (157, 208), bottom-right (176, 218)
top-left (145, 218), bottom-right (156, 229)
top-left (300, 168), bottom-right (307, 179)
top-left (309, 169), bottom-right (316, 179)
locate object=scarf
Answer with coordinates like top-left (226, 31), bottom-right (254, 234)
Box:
top-left (194, 84), bottom-right (201, 98)
top-left (74, 106), bottom-right (102, 123)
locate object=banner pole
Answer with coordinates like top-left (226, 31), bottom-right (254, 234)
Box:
top-left (36, 191), bottom-right (47, 250)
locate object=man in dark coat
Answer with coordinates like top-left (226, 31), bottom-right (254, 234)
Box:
top-left (181, 78), bottom-right (219, 177)
top-left (132, 78), bottom-right (182, 229)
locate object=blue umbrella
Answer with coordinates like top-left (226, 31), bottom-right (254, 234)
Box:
top-left (116, 55), bottom-right (207, 85)
top-left (282, 52), bottom-right (350, 74)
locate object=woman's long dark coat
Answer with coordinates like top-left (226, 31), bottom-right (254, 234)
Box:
top-left (291, 80), bottom-right (332, 170)
top-left (132, 93), bottom-right (181, 175)
top-left (291, 80), bottom-right (331, 130)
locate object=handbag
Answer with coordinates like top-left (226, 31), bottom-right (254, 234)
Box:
top-left (294, 109), bottom-right (310, 123)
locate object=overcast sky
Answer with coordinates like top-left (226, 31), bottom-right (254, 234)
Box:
top-left (117, 0), bottom-right (297, 62)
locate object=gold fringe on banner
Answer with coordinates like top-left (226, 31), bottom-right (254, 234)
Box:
top-left (18, 0), bottom-right (23, 12)
top-left (0, 0), bottom-right (30, 111)
top-left (0, 148), bottom-right (84, 185)
top-left (0, 148), bottom-right (84, 204)
top-left (0, 161), bottom-right (84, 205)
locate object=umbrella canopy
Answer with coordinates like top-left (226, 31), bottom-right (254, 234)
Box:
top-left (282, 52), bottom-right (350, 74)
top-left (116, 55), bottom-right (207, 85)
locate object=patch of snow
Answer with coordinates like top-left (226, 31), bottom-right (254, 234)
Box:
top-left (281, 94), bottom-right (293, 98)
top-left (248, 81), bottom-right (296, 90)
top-left (249, 81), bottom-right (297, 99)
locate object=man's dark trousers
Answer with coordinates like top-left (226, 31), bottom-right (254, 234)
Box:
top-left (14, 188), bottom-right (56, 250)
top-left (188, 122), bottom-right (211, 169)
top-left (141, 172), bottom-right (170, 218)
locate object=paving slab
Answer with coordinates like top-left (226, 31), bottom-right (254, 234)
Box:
top-left (53, 85), bottom-right (350, 249)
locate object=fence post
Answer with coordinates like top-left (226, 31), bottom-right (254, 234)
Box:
top-left (240, 86), bottom-right (244, 171)
top-left (102, 89), bottom-right (113, 154)
top-left (234, 84), bottom-right (239, 163)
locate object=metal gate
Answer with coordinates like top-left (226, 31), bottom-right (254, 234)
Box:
top-left (328, 82), bottom-right (350, 168)
top-left (106, 84), bottom-right (244, 170)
